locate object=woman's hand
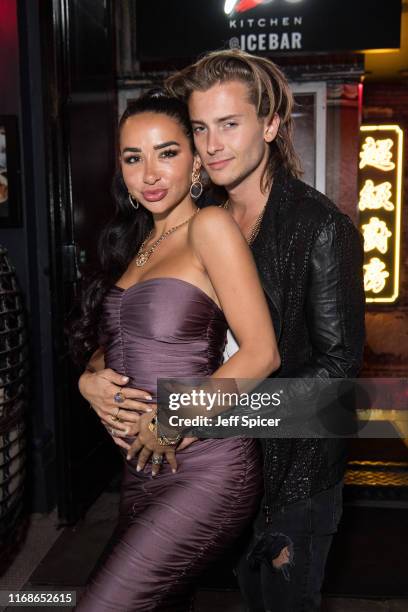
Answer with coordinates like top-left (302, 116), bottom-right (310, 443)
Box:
top-left (78, 368), bottom-right (155, 436)
top-left (126, 413), bottom-right (178, 476)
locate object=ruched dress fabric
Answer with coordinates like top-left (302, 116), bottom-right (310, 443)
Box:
top-left (76, 278), bottom-right (262, 612)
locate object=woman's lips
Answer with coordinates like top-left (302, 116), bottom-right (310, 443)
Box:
top-left (207, 158), bottom-right (233, 171)
top-left (142, 189), bottom-right (168, 202)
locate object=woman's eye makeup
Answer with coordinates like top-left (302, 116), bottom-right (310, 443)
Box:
top-left (123, 155), bottom-right (141, 164)
top-left (122, 148), bottom-right (179, 164)
top-left (159, 148), bottom-right (179, 158)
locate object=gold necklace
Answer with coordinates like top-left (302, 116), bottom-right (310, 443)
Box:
top-left (135, 209), bottom-right (199, 267)
top-left (221, 200), bottom-right (266, 245)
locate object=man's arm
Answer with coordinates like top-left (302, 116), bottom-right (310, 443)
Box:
top-left (293, 214), bottom-right (365, 379)
top-left (83, 346), bottom-right (105, 373)
top-left (255, 215), bottom-right (365, 433)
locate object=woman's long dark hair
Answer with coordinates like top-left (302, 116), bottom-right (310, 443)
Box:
top-left (69, 90), bottom-right (195, 366)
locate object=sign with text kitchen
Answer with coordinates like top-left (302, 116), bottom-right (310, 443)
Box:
top-left (136, 0), bottom-right (401, 61)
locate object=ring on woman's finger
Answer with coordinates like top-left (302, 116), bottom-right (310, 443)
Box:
top-left (108, 426), bottom-right (122, 436)
top-left (111, 406), bottom-right (122, 422)
top-left (111, 416), bottom-right (124, 425)
top-left (114, 391), bottom-right (125, 404)
top-left (151, 455), bottom-right (163, 465)
top-left (115, 411), bottom-right (124, 423)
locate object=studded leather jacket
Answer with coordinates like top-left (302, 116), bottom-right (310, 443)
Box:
top-left (249, 168), bottom-right (366, 517)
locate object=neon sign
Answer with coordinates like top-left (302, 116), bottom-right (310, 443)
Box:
top-left (224, 0), bottom-right (304, 15)
top-left (358, 125), bottom-right (403, 303)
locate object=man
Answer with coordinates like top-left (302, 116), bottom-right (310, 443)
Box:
top-left (80, 50), bottom-right (365, 610)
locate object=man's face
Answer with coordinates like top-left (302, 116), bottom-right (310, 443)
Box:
top-left (188, 80), bottom-right (276, 190)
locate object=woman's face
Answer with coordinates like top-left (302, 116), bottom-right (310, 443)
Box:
top-left (120, 112), bottom-right (195, 215)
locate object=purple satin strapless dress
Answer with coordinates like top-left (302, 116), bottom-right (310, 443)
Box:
top-left (76, 278), bottom-right (262, 612)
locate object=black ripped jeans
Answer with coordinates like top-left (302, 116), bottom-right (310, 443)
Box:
top-left (236, 481), bottom-right (343, 612)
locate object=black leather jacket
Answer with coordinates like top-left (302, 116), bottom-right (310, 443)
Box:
top-left (250, 168), bottom-right (366, 517)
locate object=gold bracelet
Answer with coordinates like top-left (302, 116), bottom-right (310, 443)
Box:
top-left (148, 416), bottom-right (181, 446)
top-left (157, 432), bottom-right (182, 446)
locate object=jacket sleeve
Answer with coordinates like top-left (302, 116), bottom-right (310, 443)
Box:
top-left (253, 215), bottom-right (366, 432)
top-left (292, 214), bottom-right (365, 379)
top-left (230, 213), bottom-right (366, 434)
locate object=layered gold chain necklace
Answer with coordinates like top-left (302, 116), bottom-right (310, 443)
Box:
top-left (135, 209), bottom-right (199, 267)
top-left (221, 200), bottom-right (266, 245)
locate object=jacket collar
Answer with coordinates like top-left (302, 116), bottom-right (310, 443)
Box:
top-left (257, 166), bottom-right (291, 239)
top-left (250, 166), bottom-right (292, 341)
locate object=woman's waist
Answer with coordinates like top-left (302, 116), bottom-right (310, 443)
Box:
top-left (103, 339), bottom-right (224, 376)
top-left (103, 362), bottom-right (222, 398)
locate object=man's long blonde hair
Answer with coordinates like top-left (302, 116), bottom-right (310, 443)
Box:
top-left (166, 49), bottom-right (302, 192)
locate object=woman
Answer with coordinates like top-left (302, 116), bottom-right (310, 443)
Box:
top-left (73, 90), bottom-right (280, 611)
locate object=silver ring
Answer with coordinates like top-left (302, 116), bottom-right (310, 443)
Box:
top-left (151, 455), bottom-right (163, 465)
top-left (114, 391), bottom-right (125, 403)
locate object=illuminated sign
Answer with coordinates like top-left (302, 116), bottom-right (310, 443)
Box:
top-left (224, 0), bottom-right (305, 15)
top-left (358, 125), bottom-right (403, 303)
top-left (136, 0), bottom-right (401, 61)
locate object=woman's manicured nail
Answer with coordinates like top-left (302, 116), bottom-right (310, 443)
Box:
top-left (122, 376), bottom-right (129, 382)
top-left (136, 464), bottom-right (141, 472)
top-left (146, 407), bottom-right (153, 412)
top-left (172, 469), bottom-right (177, 474)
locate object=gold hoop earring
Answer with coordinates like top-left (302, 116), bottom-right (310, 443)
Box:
top-left (190, 169), bottom-right (203, 200)
top-left (128, 193), bottom-right (139, 210)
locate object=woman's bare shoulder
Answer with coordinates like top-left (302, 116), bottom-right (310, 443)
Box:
top-left (190, 205), bottom-right (236, 236)
top-left (188, 205), bottom-right (244, 261)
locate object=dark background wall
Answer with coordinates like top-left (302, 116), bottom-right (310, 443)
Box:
top-left (0, 0), bottom-right (57, 512)
top-left (0, 0), bottom-right (27, 285)
top-left (0, 0), bottom-right (120, 521)
top-left (0, 0), bottom-right (20, 111)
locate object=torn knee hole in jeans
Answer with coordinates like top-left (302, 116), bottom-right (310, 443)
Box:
top-left (247, 532), bottom-right (294, 580)
top-left (272, 545), bottom-right (291, 569)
